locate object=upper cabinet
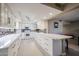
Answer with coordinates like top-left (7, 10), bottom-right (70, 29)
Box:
top-left (0, 3), bottom-right (16, 28)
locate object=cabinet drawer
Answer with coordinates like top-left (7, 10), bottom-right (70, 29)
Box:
top-left (15, 39), bottom-right (20, 49)
top-left (8, 39), bottom-right (21, 56)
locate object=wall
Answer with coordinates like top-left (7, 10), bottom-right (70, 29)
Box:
top-left (62, 4), bottom-right (79, 35)
top-left (48, 17), bottom-right (79, 36)
top-left (37, 20), bottom-right (48, 33)
top-left (63, 21), bottom-right (79, 36)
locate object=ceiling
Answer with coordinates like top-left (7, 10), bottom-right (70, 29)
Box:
top-left (42, 3), bottom-right (79, 23)
top-left (7, 3), bottom-right (79, 24)
top-left (58, 8), bottom-right (79, 22)
top-left (7, 3), bottom-right (62, 22)
top-left (42, 3), bottom-right (67, 11)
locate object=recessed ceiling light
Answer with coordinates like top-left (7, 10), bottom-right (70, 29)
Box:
top-left (43, 16), bottom-right (47, 19)
top-left (49, 13), bottom-right (53, 15)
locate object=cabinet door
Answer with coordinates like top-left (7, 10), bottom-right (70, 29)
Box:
top-left (42, 37), bottom-right (53, 56)
top-left (47, 39), bottom-right (53, 55)
top-left (8, 41), bottom-right (16, 56)
top-left (53, 40), bottom-right (62, 56)
top-left (8, 39), bottom-right (20, 56)
top-left (13, 39), bottom-right (21, 56)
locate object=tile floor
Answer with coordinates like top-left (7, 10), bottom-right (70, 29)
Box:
top-left (18, 39), bottom-right (44, 56)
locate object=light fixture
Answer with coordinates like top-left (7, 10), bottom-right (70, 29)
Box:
top-left (49, 13), bottom-right (53, 16)
top-left (43, 16), bottom-right (47, 19)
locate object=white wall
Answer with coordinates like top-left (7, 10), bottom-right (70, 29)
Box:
top-left (63, 21), bottom-right (79, 36)
top-left (37, 20), bottom-right (48, 33)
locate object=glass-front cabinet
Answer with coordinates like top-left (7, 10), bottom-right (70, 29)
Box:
top-left (0, 3), bottom-right (16, 28)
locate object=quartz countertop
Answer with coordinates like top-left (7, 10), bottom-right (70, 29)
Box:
top-left (31, 32), bottom-right (72, 40)
top-left (0, 33), bottom-right (21, 49)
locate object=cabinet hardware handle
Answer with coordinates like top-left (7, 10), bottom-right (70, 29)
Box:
top-left (12, 44), bottom-right (15, 48)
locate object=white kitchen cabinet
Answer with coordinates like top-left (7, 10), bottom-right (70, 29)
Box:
top-left (8, 41), bottom-right (16, 55)
top-left (34, 33), bottom-right (71, 56)
top-left (8, 37), bottom-right (21, 56)
top-left (35, 36), bottom-right (61, 56)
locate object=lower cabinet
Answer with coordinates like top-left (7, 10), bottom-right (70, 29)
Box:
top-left (35, 35), bottom-right (53, 55)
top-left (35, 34), bottom-right (62, 56)
top-left (0, 48), bottom-right (8, 56)
top-left (8, 38), bottom-right (21, 56)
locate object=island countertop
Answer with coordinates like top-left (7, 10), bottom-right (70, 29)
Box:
top-left (31, 32), bottom-right (72, 40)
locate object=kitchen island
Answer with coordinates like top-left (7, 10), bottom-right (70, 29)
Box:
top-left (32, 32), bottom-right (72, 56)
top-left (0, 32), bottom-right (72, 56)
